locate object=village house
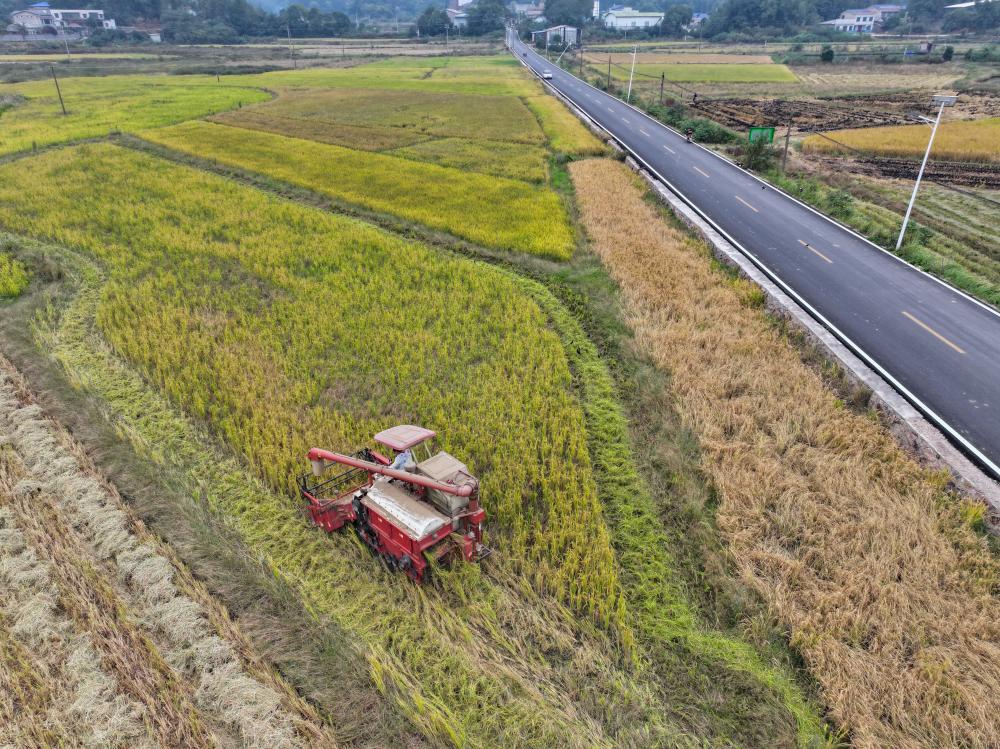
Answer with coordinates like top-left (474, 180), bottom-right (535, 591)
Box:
top-left (602, 6), bottom-right (664, 30)
top-left (8, 1), bottom-right (115, 35)
top-left (820, 3), bottom-right (904, 32)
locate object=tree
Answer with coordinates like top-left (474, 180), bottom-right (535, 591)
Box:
top-left (704, 0), bottom-right (817, 35)
top-left (466, 0), bottom-right (507, 34)
top-left (544, 0), bottom-right (591, 25)
top-left (416, 4), bottom-right (451, 35)
top-left (820, 44), bottom-right (834, 62)
top-left (942, 44), bottom-right (954, 60)
top-left (661, 3), bottom-right (691, 34)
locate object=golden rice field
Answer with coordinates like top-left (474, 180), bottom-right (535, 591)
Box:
top-left (585, 52), bottom-right (776, 65)
top-left (571, 157), bottom-right (1000, 749)
top-left (0, 141), bottom-right (826, 747)
top-left (0, 358), bottom-right (336, 748)
top-left (142, 120), bottom-right (575, 258)
top-left (803, 117), bottom-right (1000, 162)
top-left (0, 74), bottom-right (269, 156)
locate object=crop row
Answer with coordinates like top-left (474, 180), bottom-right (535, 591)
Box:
top-left (141, 120), bottom-right (575, 258)
top-left (3, 149), bottom-right (701, 747)
top-left (0, 357), bottom-right (335, 747)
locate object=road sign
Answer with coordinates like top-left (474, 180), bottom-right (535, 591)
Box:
top-left (748, 127), bottom-right (775, 143)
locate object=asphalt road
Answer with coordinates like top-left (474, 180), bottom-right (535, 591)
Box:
top-left (510, 36), bottom-right (1000, 481)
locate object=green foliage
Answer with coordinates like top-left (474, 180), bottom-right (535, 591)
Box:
top-left (415, 5), bottom-right (451, 35)
top-left (0, 253), bottom-right (27, 299)
top-left (466, 0), bottom-right (508, 34)
top-left (740, 138), bottom-right (778, 171)
top-left (820, 45), bottom-right (835, 63)
top-left (142, 120), bottom-right (574, 258)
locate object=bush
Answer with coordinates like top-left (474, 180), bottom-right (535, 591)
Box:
top-left (943, 45), bottom-right (954, 61)
top-left (740, 138), bottom-right (778, 171)
top-left (820, 45), bottom-right (835, 63)
top-left (825, 189), bottom-right (854, 219)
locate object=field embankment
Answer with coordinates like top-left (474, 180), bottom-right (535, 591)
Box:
top-left (570, 157), bottom-right (1000, 748)
top-left (0, 355), bottom-right (337, 748)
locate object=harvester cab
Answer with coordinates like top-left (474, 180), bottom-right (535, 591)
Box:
top-left (298, 425), bottom-right (491, 581)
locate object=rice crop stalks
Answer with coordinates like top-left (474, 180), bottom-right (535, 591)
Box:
top-left (802, 117), bottom-right (1000, 162)
top-left (0, 251), bottom-right (27, 298)
top-left (0, 359), bottom-right (339, 748)
top-left (570, 157), bottom-right (1000, 749)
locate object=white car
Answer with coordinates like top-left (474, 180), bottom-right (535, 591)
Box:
top-left (542, 70), bottom-right (553, 79)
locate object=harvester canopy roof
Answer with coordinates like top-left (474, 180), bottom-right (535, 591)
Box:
top-left (375, 424), bottom-right (437, 451)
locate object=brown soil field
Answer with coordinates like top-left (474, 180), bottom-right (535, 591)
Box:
top-left (570, 157), bottom-right (1000, 749)
top-left (0, 355), bottom-right (337, 749)
top-left (691, 97), bottom-right (911, 131)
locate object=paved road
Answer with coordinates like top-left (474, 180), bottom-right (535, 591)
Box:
top-left (510, 36), bottom-right (1000, 481)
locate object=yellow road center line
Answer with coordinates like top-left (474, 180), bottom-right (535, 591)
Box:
top-left (693, 166), bottom-right (710, 178)
top-left (735, 195), bottom-right (758, 212)
top-left (663, 144), bottom-right (675, 153)
top-left (797, 239), bottom-right (832, 264)
top-left (902, 310), bottom-right (966, 354)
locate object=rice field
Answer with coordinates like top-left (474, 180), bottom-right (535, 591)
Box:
top-left (0, 253), bottom-right (27, 298)
top-left (604, 62), bottom-right (798, 84)
top-left (802, 117), bottom-right (1000, 162)
top-left (141, 120), bottom-right (575, 258)
top-left (571, 157), bottom-right (1000, 749)
top-left (0, 141), bottom-right (829, 747)
top-left (0, 356), bottom-right (336, 748)
top-left (0, 74), bottom-right (269, 156)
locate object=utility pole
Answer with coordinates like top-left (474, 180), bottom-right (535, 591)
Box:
top-left (63, 36), bottom-right (71, 59)
top-left (626, 44), bottom-right (637, 103)
top-left (607, 54), bottom-right (611, 91)
top-left (50, 66), bottom-right (67, 115)
top-left (781, 122), bottom-right (791, 172)
top-left (286, 21), bottom-right (296, 69)
top-left (895, 94), bottom-right (955, 251)
top-left (659, 72), bottom-right (664, 105)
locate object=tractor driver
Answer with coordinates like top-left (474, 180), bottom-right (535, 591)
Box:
top-left (389, 448), bottom-right (414, 473)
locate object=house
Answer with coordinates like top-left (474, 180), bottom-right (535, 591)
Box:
top-left (446, 0), bottom-right (473, 27)
top-left (820, 4), bottom-right (903, 32)
top-left (602, 7), bottom-right (664, 29)
top-left (512, 1), bottom-right (545, 20)
top-left (445, 7), bottom-right (469, 27)
top-left (531, 24), bottom-right (579, 46)
top-left (689, 12), bottom-right (708, 26)
top-left (7, 2), bottom-right (115, 34)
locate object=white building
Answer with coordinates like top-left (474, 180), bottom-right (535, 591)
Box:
top-left (602, 7), bottom-right (663, 29)
top-left (820, 4), bottom-right (903, 32)
top-left (8, 2), bottom-right (115, 34)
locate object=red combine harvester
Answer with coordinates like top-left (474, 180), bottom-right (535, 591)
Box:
top-left (299, 425), bottom-right (490, 580)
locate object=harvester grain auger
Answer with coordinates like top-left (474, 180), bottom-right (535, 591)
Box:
top-left (298, 425), bottom-right (491, 581)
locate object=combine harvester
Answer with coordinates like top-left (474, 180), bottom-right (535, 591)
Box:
top-left (299, 425), bottom-right (490, 580)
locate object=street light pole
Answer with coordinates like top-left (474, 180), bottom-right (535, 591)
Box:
top-left (626, 44), bottom-right (637, 103)
top-left (895, 94), bottom-right (955, 251)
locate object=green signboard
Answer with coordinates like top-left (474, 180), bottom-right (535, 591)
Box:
top-left (748, 127), bottom-right (775, 144)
